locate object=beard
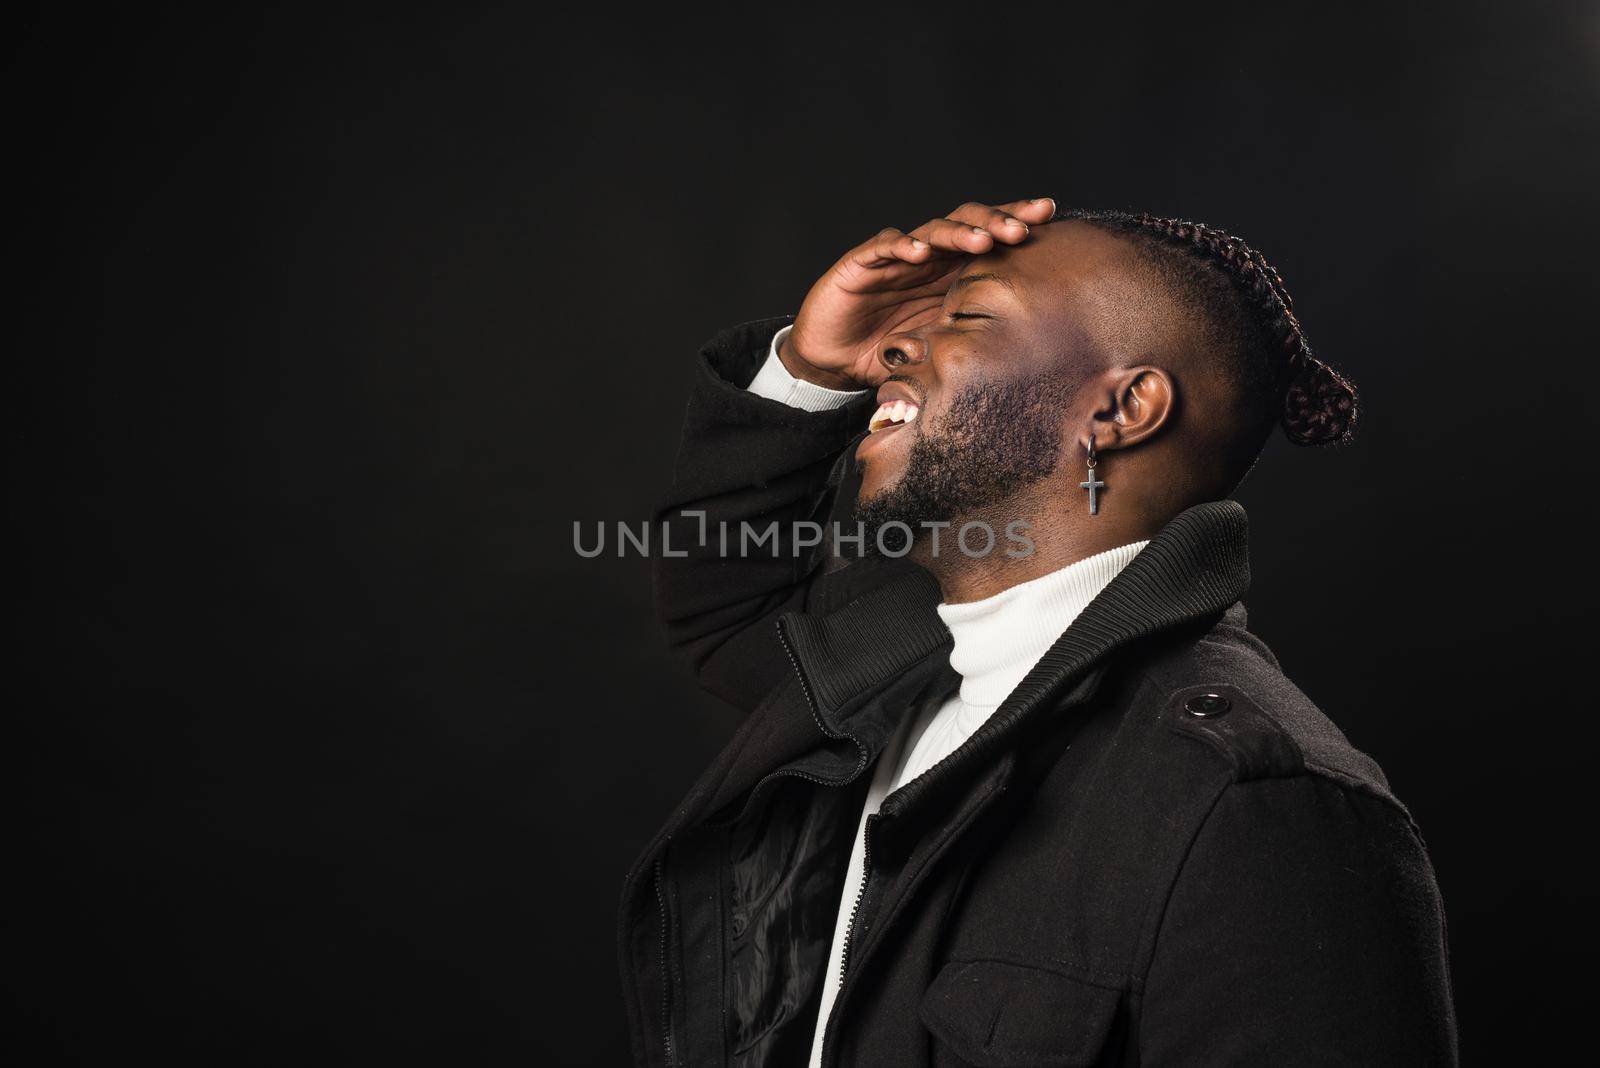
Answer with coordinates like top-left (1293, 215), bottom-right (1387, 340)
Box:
top-left (852, 369), bottom-right (1078, 559)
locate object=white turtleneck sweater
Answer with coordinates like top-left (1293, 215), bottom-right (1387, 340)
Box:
top-left (745, 326), bottom-right (1150, 1067)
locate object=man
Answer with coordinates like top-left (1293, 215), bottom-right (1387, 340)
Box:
top-left (618, 197), bottom-right (1457, 1066)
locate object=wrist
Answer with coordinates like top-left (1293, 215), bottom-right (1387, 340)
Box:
top-left (778, 330), bottom-right (859, 392)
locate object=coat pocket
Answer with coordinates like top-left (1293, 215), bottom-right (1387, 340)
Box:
top-left (919, 958), bottom-right (1123, 1068)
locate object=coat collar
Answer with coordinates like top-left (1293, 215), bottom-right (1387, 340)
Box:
top-left (778, 499), bottom-right (1252, 805)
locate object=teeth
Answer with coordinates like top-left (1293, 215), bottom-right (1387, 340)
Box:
top-left (868, 400), bottom-right (921, 433)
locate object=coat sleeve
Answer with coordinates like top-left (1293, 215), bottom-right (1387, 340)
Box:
top-left (1139, 775), bottom-right (1458, 1066)
top-left (652, 316), bottom-right (878, 714)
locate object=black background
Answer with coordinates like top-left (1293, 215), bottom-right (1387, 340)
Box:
top-left (12, 3), bottom-right (1597, 1064)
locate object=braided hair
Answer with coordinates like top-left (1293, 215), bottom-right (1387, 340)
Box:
top-left (1052, 208), bottom-right (1359, 452)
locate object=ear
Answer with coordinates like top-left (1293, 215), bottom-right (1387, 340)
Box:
top-left (1087, 365), bottom-right (1176, 451)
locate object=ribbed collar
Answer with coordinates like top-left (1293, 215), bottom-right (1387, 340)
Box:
top-left (779, 500), bottom-right (1251, 742)
top-left (706, 501), bottom-right (1253, 826)
top-left (937, 541), bottom-right (1150, 710)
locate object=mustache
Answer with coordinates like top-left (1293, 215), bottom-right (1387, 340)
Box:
top-left (882, 373), bottom-right (927, 407)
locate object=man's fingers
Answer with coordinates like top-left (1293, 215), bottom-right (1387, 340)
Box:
top-left (846, 196), bottom-right (1057, 272)
top-left (963, 196), bottom-right (1057, 227)
top-left (1002, 196), bottom-right (1057, 223)
top-left (941, 200), bottom-right (1045, 244)
top-left (850, 226), bottom-right (935, 268)
top-left (946, 201), bottom-right (1030, 240)
top-left (906, 216), bottom-right (1000, 254)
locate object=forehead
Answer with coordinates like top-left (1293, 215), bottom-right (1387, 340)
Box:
top-left (959, 219), bottom-right (1140, 299)
top-left (959, 219), bottom-right (1180, 359)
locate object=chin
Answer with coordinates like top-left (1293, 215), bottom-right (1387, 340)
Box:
top-left (855, 464), bottom-right (903, 505)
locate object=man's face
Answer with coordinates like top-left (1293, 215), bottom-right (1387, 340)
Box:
top-left (852, 222), bottom-right (1147, 548)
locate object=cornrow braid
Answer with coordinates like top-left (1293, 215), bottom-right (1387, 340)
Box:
top-left (1053, 208), bottom-right (1359, 448)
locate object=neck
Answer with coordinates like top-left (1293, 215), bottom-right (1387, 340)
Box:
top-left (915, 494), bottom-right (1163, 605)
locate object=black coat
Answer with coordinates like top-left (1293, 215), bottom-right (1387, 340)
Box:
top-left (617, 317), bottom-right (1457, 1067)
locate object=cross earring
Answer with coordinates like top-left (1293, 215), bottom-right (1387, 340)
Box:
top-left (1080, 436), bottom-right (1105, 515)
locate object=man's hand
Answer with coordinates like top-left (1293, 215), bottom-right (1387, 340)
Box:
top-left (779, 197), bottom-right (1057, 390)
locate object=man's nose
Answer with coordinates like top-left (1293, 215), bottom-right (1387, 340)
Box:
top-left (877, 332), bottom-right (929, 373)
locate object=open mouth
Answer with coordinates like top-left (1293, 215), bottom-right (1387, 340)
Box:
top-left (868, 400), bottom-right (920, 434)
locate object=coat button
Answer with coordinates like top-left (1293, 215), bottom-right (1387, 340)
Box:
top-left (1184, 693), bottom-right (1230, 718)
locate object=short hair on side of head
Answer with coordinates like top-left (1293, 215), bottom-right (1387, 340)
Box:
top-left (1053, 208), bottom-right (1359, 488)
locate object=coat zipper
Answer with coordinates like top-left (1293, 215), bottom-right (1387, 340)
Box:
top-left (781, 617), bottom-right (1101, 1065)
top-left (654, 855), bottom-right (675, 1067)
top-left (776, 618), bottom-right (845, 747)
top-left (758, 618), bottom-right (871, 797)
top-left (647, 619), bottom-right (866, 1068)
top-left (775, 615), bottom-right (885, 1066)
top-left (649, 617), bottom-right (870, 1068)
top-left (836, 812), bottom-right (877, 984)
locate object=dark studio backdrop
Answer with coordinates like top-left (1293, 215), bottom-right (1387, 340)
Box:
top-left (11, 2), bottom-right (1597, 1064)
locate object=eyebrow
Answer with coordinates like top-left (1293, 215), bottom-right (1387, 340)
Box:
top-left (946, 272), bottom-right (1019, 297)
